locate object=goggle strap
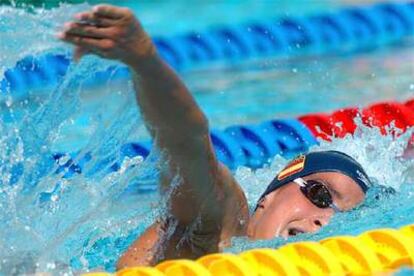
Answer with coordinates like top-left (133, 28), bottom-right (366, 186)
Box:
top-left (293, 178), bottom-right (307, 187)
top-left (330, 203), bottom-right (341, 213)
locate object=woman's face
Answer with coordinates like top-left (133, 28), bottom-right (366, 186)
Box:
top-left (247, 172), bottom-right (365, 239)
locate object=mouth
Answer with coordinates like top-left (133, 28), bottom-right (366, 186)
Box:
top-left (287, 227), bottom-right (305, 237)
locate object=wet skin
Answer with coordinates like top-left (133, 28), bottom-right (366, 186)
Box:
top-left (58, 5), bottom-right (366, 268)
top-left (247, 172), bottom-right (365, 240)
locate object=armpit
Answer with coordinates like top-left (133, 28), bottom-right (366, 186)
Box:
top-left (157, 216), bottom-right (221, 261)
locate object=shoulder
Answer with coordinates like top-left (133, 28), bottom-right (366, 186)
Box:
top-left (217, 163), bottom-right (249, 237)
top-left (218, 163), bottom-right (247, 206)
top-left (169, 163), bottom-right (249, 255)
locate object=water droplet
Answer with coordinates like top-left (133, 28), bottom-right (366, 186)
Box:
top-left (46, 262), bottom-right (56, 269)
top-left (5, 98), bottom-right (12, 107)
top-left (51, 194), bottom-right (59, 202)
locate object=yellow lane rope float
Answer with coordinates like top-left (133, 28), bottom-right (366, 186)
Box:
top-left (83, 223), bottom-right (414, 276)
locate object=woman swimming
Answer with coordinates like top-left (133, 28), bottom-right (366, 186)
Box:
top-left (58, 5), bottom-right (371, 268)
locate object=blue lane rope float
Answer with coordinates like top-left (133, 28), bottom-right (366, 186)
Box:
top-left (46, 118), bottom-right (315, 196)
top-left (261, 119), bottom-right (318, 156)
top-left (53, 117), bottom-right (317, 184)
top-left (47, 98), bottom-right (414, 196)
top-left (0, 98), bottom-right (405, 201)
top-left (1, 1), bottom-right (414, 93)
top-left (210, 129), bottom-right (247, 170)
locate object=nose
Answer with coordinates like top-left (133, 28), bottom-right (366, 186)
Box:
top-left (313, 219), bottom-right (322, 227)
top-left (304, 201), bottom-right (334, 226)
top-left (311, 214), bottom-right (331, 230)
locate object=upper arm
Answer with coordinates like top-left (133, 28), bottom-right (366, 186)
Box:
top-left (117, 222), bottom-right (161, 269)
top-left (155, 161), bottom-right (247, 262)
top-left (157, 130), bottom-right (225, 225)
top-left (118, 161), bottom-right (249, 267)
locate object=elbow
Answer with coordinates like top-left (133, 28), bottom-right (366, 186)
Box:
top-left (174, 110), bottom-right (209, 138)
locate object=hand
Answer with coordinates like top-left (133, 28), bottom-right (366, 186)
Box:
top-left (58, 5), bottom-right (156, 65)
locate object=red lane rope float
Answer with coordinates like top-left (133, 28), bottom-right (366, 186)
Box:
top-left (362, 102), bottom-right (414, 135)
top-left (405, 98), bottom-right (414, 111)
top-left (329, 107), bottom-right (359, 138)
top-left (298, 98), bottom-right (414, 141)
top-left (404, 98), bottom-right (414, 146)
top-left (297, 113), bottom-right (334, 141)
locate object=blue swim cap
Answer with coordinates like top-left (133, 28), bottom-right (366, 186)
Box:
top-left (258, 150), bottom-right (371, 202)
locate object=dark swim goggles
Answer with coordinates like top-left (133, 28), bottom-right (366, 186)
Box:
top-left (293, 178), bottom-right (340, 212)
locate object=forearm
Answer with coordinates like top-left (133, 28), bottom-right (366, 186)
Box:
top-left (127, 50), bottom-right (221, 221)
top-left (127, 52), bottom-right (209, 143)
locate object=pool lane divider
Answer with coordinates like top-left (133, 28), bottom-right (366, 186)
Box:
top-left (82, 223), bottom-right (414, 275)
top-left (2, 1), bottom-right (414, 93)
top-left (299, 100), bottom-right (414, 141)
top-left (50, 98), bottom-right (414, 196)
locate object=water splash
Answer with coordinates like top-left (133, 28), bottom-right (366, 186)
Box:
top-left (1, 3), bottom-right (414, 275)
top-left (0, 3), bottom-right (91, 77)
top-left (0, 74), bottom-right (159, 275)
top-left (0, 4), bottom-right (160, 273)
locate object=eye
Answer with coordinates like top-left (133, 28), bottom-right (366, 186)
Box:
top-left (308, 185), bottom-right (332, 207)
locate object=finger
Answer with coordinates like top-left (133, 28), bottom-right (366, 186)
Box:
top-left (64, 22), bottom-right (113, 39)
top-left (60, 33), bottom-right (114, 52)
top-left (74, 12), bottom-right (115, 27)
top-left (92, 4), bottom-right (127, 19)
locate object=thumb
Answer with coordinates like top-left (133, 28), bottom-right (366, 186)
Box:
top-left (73, 47), bottom-right (89, 62)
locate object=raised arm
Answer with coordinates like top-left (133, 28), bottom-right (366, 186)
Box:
top-left (59, 5), bottom-right (248, 266)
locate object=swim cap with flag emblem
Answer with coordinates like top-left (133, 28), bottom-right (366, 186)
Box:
top-left (257, 150), bottom-right (371, 206)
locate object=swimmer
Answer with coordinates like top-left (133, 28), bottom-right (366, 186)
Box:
top-left (58, 5), bottom-right (371, 268)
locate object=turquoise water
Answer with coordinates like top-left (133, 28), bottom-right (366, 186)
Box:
top-left (0, 2), bottom-right (413, 275)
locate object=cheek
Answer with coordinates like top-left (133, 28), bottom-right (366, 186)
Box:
top-left (285, 192), bottom-right (312, 214)
top-left (249, 208), bottom-right (282, 239)
top-left (250, 193), bottom-right (310, 238)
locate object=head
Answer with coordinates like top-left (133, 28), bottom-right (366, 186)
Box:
top-left (247, 150), bottom-right (371, 239)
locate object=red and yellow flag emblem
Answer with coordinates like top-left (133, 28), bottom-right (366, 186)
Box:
top-left (277, 155), bottom-right (306, 180)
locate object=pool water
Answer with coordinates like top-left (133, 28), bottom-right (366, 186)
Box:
top-left (0, 2), bottom-right (413, 275)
